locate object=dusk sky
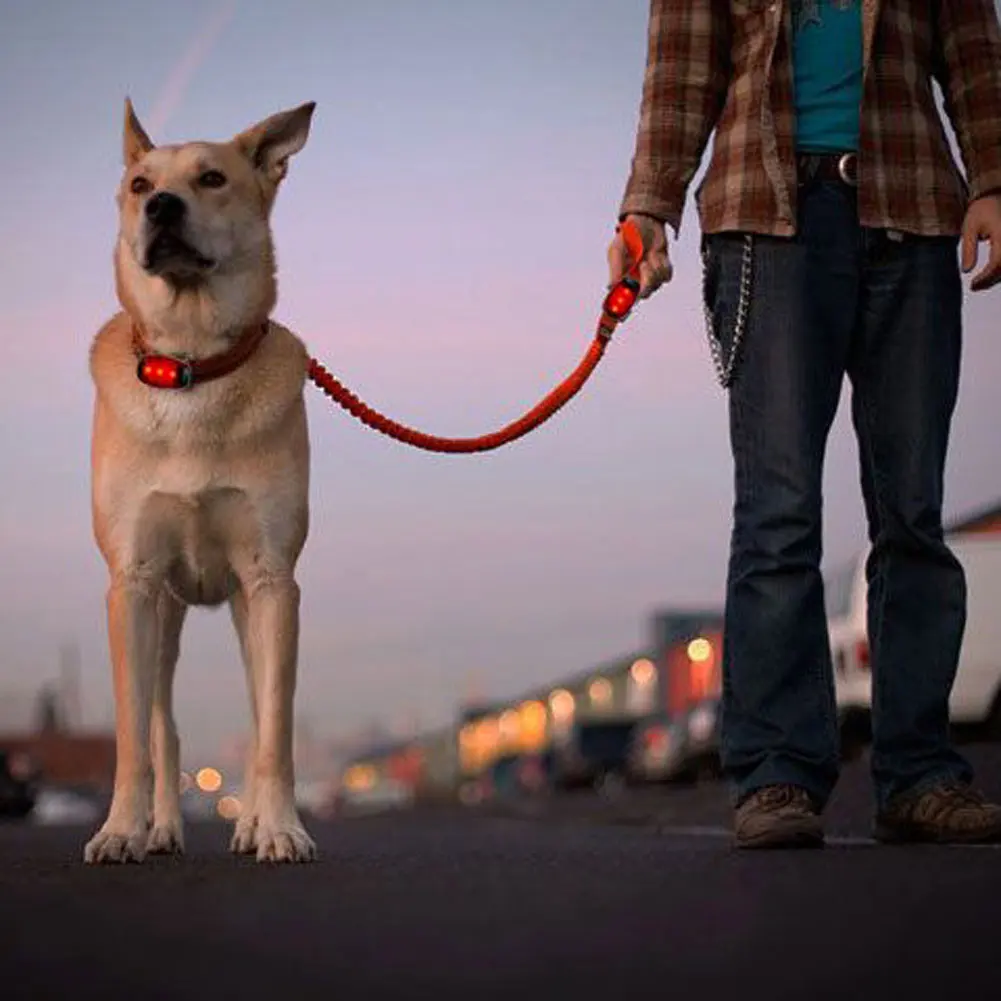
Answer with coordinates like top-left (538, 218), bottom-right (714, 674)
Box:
top-left (2, 1), bottom-right (999, 763)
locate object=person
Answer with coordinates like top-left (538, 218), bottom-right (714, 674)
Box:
top-left (609, 0), bottom-right (1001, 848)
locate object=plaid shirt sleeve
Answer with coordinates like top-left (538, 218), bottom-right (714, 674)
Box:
top-left (934, 0), bottom-right (1001, 202)
top-left (619, 1), bottom-right (731, 236)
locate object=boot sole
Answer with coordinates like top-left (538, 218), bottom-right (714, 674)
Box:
top-left (735, 824), bottom-right (825, 850)
top-left (873, 822), bottom-right (1001, 846)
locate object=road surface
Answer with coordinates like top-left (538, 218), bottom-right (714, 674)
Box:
top-left (3, 797), bottom-right (1001, 1000)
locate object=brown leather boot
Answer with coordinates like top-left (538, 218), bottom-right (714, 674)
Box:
top-left (874, 781), bottom-right (1001, 844)
top-left (734, 784), bottom-right (824, 849)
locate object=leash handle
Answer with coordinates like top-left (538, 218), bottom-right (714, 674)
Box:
top-left (620, 217), bottom-right (644, 279)
top-left (601, 218), bottom-right (645, 325)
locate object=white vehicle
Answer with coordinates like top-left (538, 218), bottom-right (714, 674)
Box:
top-left (31, 788), bottom-right (100, 826)
top-left (828, 533), bottom-right (1001, 735)
top-left (335, 778), bottom-right (414, 816)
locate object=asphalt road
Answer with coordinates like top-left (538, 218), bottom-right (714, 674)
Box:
top-left (3, 750), bottom-right (1001, 1001)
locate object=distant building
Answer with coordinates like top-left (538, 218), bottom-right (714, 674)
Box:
top-left (0, 733), bottom-right (115, 791)
top-left (0, 682), bottom-right (115, 790)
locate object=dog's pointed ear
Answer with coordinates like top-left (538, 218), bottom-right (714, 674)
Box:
top-left (234, 102), bottom-right (316, 186)
top-left (124, 98), bottom-right (155, 167)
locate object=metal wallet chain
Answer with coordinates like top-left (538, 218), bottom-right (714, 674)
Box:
top-left (700, 233), bottom-right (754, 390)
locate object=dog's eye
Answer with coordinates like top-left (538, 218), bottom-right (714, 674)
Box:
top-left (198, 170), bottom-right (227, 189)
top-left (130, 176), bottom-right (152, 196)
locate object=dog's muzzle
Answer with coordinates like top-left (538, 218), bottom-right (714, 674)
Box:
top-left (142, 192), bottom-right (215, 274)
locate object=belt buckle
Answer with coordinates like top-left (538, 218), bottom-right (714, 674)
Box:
top-left (837, 153), bottom-right (858, 187)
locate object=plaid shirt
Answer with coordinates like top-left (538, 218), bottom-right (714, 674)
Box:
top-left (619, 0), bottom-right (1001, 238)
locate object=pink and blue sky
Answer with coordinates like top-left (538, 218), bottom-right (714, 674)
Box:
top-left (2, 1), bottom-right (999, 761)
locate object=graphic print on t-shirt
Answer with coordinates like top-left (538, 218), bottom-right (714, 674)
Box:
top-left (793, 0), bottom-right (859, 35)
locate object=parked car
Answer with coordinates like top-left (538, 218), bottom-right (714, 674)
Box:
top-left (485, 753), bottom-right (528, 800)
top-left (629, 701), bottom-right (722, 785)
top-left (543, 718), bottom-right (641, 795)
top-left (31, 786), bottom-right (101, 826)
top-left (333, 777), bottom-right (414, 816)
top-left (680, 698), bottom-right (722, 777)
top-left (481, 752), bottom-right (551, 801)
top-left (0, 749), bottom-right (40, 820)
top-left (628, 713), bottom-right (691, 783)
top-left (830, 534), bottom-right (1001, 739)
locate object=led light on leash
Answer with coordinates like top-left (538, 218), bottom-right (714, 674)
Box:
top-left (137, 355), bottom-right (193, 390)
top-left (601, 276), bottom-right (640, 323)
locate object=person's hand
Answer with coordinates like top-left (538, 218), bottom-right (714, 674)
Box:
top-left (962, 193), bottom-right (1001, 292)
top-left (607, 213), bottom-right (672, 300)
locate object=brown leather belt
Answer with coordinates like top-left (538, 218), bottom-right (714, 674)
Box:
top-left (796, 151), bottom-right (858, 187)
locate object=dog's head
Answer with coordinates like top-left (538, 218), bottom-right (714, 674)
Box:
top-left (117, 100), bottom-right (315, 287)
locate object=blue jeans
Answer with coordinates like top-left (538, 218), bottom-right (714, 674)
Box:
top-left (703, 179), bottom-right (972, 812)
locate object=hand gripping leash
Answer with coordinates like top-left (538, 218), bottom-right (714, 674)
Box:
top-left (305, 221), bottom-right (645, 454)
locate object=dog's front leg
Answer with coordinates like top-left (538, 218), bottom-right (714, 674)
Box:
top-left (228, 587), bottom-right (261, 854)
top-left (147, 590), bottom-right (187, 855)
top-left (84, 568), bottom-right (160, 863)
top-left (242, 570), bottom-right (315, 863)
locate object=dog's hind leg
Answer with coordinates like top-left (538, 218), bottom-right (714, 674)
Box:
top-left (147, 590), bottom-right (187, 855)
top-left (84, 566), bottom-right (161, 863)
top-left (229, 585), bottom-right (261, 855)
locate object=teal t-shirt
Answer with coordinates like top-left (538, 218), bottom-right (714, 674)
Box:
top-left (792, 0), bottom-right (864, 153)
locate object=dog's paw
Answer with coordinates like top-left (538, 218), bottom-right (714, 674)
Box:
top-left (254, 820), bottom-right (316, 863)
top-left (146, 821), bottom-right (184, 856)
top-left (84, 826), bottom-right (149, 864)
top-left (230, 815), bottom-right (258, 855)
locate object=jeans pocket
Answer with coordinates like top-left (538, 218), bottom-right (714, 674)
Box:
top-left (701, 232), bottom-right (755, 389)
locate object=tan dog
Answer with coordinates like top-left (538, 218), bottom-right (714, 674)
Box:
top-left (85, 99), bottom-right (318, 863)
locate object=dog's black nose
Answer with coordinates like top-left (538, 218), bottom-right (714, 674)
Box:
top-left (145, 191), bottom-right (186, 227)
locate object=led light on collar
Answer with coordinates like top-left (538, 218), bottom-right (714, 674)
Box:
top-left (137, 355), bottom-right (194, 390)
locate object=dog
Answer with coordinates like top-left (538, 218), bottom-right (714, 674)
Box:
top-left (85, 99), bottom-right (318, 863)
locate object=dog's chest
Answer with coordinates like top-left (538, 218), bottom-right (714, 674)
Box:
top-left (144, 386), bottom-right (244, 446)
top-left (150, 487), bottom-right (257, 607)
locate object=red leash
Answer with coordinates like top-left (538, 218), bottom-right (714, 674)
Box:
top-left (306, 222), bottom-right (645, 454)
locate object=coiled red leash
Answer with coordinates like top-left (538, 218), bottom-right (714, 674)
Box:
top-left (306, 221), bottom-right (645, 454)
